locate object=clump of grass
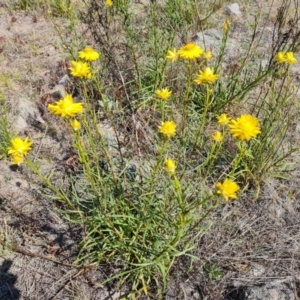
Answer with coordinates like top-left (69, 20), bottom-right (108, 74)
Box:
top-left (0, 91), bottom-right (13, 159)
top-left (3, 0), bottom-right (300, 298)
top-left (9, 0), bottom-right (74, 17)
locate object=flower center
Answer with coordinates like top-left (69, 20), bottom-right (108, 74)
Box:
top-left (240, 121), bottom-right (253, 134)
top-left (184, 44), bottom-right (195, 51)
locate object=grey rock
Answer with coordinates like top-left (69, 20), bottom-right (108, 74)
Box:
top-left (98, 122), bottom-right (124, 154)
top-left (42, 75), bottom-right (70, 101)
top-left (195, 29), bottom-right (236, 57)
top-left (229, 282), bottom-right (295, 300)
top-left (226, 3), bottom-right (242, 16)
top-left (48, 84), bottom-right (67, 100)
top-left (58, 74), bottom-right (70, 86)
top-left (14, 98), bottom-right (45, 133)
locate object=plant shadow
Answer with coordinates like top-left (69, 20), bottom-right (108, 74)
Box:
top-left (0, 259), bottom-right (20, 300)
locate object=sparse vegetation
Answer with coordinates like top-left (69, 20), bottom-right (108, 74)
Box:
top-left (0, 91), bottom-right (12, 159)
top-left (0, 0), bottom-right (300, 299)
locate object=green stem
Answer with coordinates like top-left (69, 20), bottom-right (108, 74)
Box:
top-left (229, 141), bottom-right (247, 177)
top-left (81, 81), bottom-right (119, 187)
top-left (181, 62), bottom-right (193, 138)
top-left (149, 140), bottom-right (168, 193)
top-left (161, 101), bottom-right (166, 121)
top-left (193, 84), bottom-right (211, 151)
top-left (132, 140), bottom-right (168, 243)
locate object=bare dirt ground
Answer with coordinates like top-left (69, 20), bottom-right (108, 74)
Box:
top-left (0, 4), bottom-right (117, 299)
top-left (0, 1), bottom-right (300, 299)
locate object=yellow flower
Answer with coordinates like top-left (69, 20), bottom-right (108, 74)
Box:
top-left (166, 48), bottom-right (178, 62)
top-left (106, 0), bottom-right (113, 6)
top-left (194, 67), bottom-right (219, 84)
top-left (11, 154), bottom-right (24, 166)
top-left (275, 52), bottom-right (286, 64)
top-left (78, 47), bottom-right (100, 61)
top-left (229, 114), bottom-right (261, 141)
top-left (217, 113), bottom-right (231, 126)
top-left (69, 61), bottom-right (92, 78)
top-left (178, 42), bottom-right (203, 60)
top-left (7, 137), bottom-right (33, 157)
top-left (158, 121), bottom-right (176, 139)
top-left (71, 119), bottom-right (81, 131)
top-left (223, 19), bottom-right (230, 31)
top-left (285, 52), bottom-right (297, 64)
top-left (212, 131), bottom-right (223, 142)
top-left (203, 51), bottom-right (212, 60)
top-left (216, 178), bottom-right (240, 201)
top-left (155, 88), bottom-right (172, 100)
top-left (275, 51), bottom-right (298, 65)
top-left (165, 158), bottom-right (176, 174)
top-left (48, 94), bottom-right (84, 118)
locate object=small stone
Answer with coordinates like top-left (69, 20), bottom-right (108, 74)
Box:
top-left (58, 74), bottom-right (70, 86)
top-left (14, 98), bottom-right (45, 132)
top-left (42, 75), bottom-right (70, 101)
top-left (48, 84), bottom-right (67, 100)
top-left (226, 3), bottom-right (242, 16)
top-left (240, 282), bottom-right (295, 300)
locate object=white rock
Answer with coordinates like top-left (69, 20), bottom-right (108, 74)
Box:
top-left (226, 3), bottom-right (241, 16)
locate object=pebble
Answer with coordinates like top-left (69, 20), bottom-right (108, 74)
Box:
top-left (14, 97), bottom-right (45, 132)
top-left (226, 3), bottom-right (242, 16)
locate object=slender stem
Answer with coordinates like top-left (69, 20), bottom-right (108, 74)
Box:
top-left (181, 62), bottom-right (193, 138)
top-left (149, 140), bottom-right (168, 193)
top-left (161, 101), bottom-right (166, 121)
top-left (229, 141), bottom-right (247, 177)
top-left (81, 81), bottom-right (119, 187)
top-left (193, 84), bottom-right (211, 151)
top-left (133, 140), bottom-right (168, 242)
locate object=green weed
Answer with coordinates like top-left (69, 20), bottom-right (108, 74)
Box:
top-left (0, 91), bottom-right (12, 159)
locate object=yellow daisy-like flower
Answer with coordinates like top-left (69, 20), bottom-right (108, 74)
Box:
top-left (106, 0), bottom-right (113, 6)
top-left (194, 67), bottom-right (219, 84)
top-left (165, 158), bottom-right (176, 174)
top-left (7, 137), bottom-right (33, 157)
top-left (275, 52), bottom-right (286, 64)
top-left (178, 42), bottom-right (203, 60)
top-left (217, 113), bottom-right (231, 126)
top-left (275, 51), bottom-right (298, 65)
top-left (78, 47), bottom-right (100, 61)
top-left (203, 51), bottom-right (212, 60)
top-left (11, 154), bottom-right (24, 166)
top-left (216, 178), bottom-right (240, 202)
top-left (285, 52), bottom-right (297, 64)
top-left (69, 61), bottom-right (92, 78)
top-left (71, 119), bottom-right (81, 131)
top-left (229, 114), bottom-right (261, 141)
top-left (48, 94), bottom-right (84, 118)
top-left (158, 120), bottom-right (176, 139)
top-left (166, 48), bottom-right (178, 62)
top-left (155, 88), bottom-right (172, 100)
top-left (212, 131), bottom-right (223, 142)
